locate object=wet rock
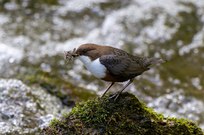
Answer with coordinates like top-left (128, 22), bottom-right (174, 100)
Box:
top-left (0, 79), bottom-right (69, 134)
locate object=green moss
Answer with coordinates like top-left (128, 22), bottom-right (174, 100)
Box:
top-left (49, 118), bottom-right (61, 127)
top-left (42, 92), bottom-right (203, 135)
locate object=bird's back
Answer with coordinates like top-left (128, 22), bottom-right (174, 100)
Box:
top-left (102, 46), bottom-right (163, 81)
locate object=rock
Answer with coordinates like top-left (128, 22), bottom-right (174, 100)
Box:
top-left (42, 92), bottom-right (203, 135)
top-left (0, 79), bottom-right (69, 134)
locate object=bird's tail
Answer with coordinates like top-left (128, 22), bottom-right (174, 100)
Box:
top-left (145, 58), bottom-right (165, 68)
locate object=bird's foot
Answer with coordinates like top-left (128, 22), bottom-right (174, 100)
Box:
top-left (109, 93), bottom-right (117, 99)
top-left (109, 93), bottom-right (121, 101)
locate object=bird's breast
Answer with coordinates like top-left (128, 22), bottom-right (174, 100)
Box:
top-left (79, 56), bottom-right (107, 79)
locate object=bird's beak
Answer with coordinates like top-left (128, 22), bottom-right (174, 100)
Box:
top-left (71, 48), bottom-right (79, 57)
top-left (72, 53), bottom-right (79, 57)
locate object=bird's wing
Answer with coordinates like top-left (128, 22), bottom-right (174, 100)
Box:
top-left (99, 55), bottom-right (131, 75)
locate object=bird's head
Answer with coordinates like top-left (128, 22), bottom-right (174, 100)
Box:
top-left (75, 44), bottom-right (98, 57)
top-left (65, 43), bottom-right (100, 61)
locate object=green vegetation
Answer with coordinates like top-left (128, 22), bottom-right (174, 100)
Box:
top-left (42, 92), bottom-right (203, 135)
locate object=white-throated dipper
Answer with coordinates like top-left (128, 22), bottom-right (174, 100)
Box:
top-left (65, 43), bottom-right (164, 100)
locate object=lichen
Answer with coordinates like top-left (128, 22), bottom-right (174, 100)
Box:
top-left (42, 92), bottom-right (203, 135)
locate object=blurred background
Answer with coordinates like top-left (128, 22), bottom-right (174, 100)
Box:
top-left (0, 0), bottom-right (204, 134)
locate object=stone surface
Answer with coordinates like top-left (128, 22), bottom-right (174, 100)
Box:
top-left (0, 79), bottom-right (70, 134)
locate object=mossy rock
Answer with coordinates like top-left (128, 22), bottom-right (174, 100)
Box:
top-left (42, 92), bottom-right (203, 135)
top-left (16, 56), bottom-right (97, 106)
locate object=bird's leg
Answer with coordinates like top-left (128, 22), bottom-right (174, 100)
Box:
top-left (101, 82), bottom-right (115, 98)
top-left (113, 78), bottom-right (134, 101)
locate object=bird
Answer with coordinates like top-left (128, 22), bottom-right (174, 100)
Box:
top-left (67, 43), bottom-right (164, 100)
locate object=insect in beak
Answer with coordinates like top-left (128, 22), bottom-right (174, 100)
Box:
top-left (64, 48), bottom-right (79, 62)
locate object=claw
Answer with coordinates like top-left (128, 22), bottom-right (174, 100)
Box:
top-left (109, 93), bottom-right (120, 101)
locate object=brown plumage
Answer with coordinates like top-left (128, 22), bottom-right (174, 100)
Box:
top-left (68, 43), bottom-right (164, 100)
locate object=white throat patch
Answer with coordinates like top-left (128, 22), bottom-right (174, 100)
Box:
top-left (79, 56), bottom-right (106, 78)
